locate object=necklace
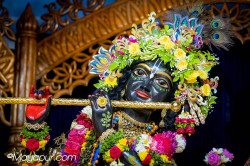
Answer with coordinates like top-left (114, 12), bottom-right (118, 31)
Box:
top-left (118, 111), bottom-right (158, 138)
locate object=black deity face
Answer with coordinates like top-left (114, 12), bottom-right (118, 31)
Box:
top-left (124, 59), bottom-right (173, 103)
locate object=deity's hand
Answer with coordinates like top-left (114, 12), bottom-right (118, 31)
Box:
top-left (26, 85), bottom-right (52, 124)
top-left (88, 90), bottom-right (113, 137)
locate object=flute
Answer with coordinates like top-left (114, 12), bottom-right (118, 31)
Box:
top-left (0, 97), bottom-right (181, 112)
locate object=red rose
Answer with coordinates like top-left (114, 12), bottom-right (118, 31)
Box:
top-left (142, 153), bottom-right (151, 165)
top-left (44, 134), bottom-right (50, 142)
top-left (177, 128), bottom-right (185, 134)
top-left (185, 125), bottom-right (195, 135)
top-left (180, 118), bottom-right (187, 123)
top-left (175, 117), bottom-right (180, 123)
top-left (110, 146), bottom-right (121, 159)
top-left (26, 138), bottom-right (39, 152)
top-left (76, 113), bottom-right (93, 128)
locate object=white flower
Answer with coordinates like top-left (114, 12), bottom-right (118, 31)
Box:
top-left (81, 106), bottom-right (92, 119)
top-left (110, 161), bottom-right (118, 166)
top-left (221, 155), bottom-right (230, 163)
top-left (213, 148), bottom-right (223, 154)
top-left (204, 155), bottom-right (208, 163)
top-left (135, 142), bottom-right (146, 153)
top-left (118, 162), bottom-right (125, 166)
top-left (70, 121), bottom-right (77, 130)
top-left (175, 134), bottom-right (186, 153)
top-left (73, 124), bottom-right (85, 129)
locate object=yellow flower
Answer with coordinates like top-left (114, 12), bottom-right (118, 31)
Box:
top-left (118, 138), bottom-right (127, 146)
top-left (21, 139), bottom-right (26, 148)
top-left (85, 131), bottom-right (91, 138)
top-left (117, 144), bottom-right (125, 152)
top-left (198, 70), bottom-right (208, 80)
top-left (104, 76), bottom-right (118, 87)
top-left (129, 43), bottom-right (140, 56)
top-left (22, 163), bottom-right (29, 166)
top-left (36, 163), bottom-right (43, 166)
top-left (200, 84), bottom-right (211, 96)
top-left (185, 70), bottom-right (199, 83)
top-left (176, 60), bottom-right (188, 70)
top-left (39, 139), bottom-right (47, 149)
top-left (174, 48), bottom-right (186, 60)
top-left (81, 142), bottom-right (87, 150)
top-left (149, 159), bottom-right (155, 166)
top-left (160, 154), bottom-right (171, 163)
top-left (159, 36), bottom-right (171, 44)
top-left (96, 96), bottom-right (108, 107)
top-left (138, 152), bottom-right (148, 161)
top-left (164, 40), bottom-right (175, 50)
top-left (105, 158), bottom-right (115, 162)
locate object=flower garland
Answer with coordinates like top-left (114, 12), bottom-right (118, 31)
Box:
top-left (59, 106), bottom-right (94, 166)
top-left (174, 110), bottom-right (196, 136)
top-left (204, 148), bottom-right (234, 166)
top-left (19, 125), bottom-right (50, 152)
top-left (100, 131), bottom-right (129, 165)
top-left (132, 131), bottom-right (186, 166)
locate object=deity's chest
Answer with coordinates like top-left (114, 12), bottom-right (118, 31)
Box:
top-left (112, 111), bottom-right (154, 138)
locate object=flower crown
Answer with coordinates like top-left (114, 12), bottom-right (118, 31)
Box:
top-left (88, 10), bottom-right (231, 126)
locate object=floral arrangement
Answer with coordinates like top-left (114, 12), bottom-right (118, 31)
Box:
top-left (89, 11), bottom-right (220, 127)
top-left (19, 125), bottom-right (50, 152)
top-left (100, 131), bottom-right (129, 165)
top-left (204, 148), bottom-right (234, 166)
top-left (59, 106), bottom-right (93, 166)
top-left (21, 161), bottom-right (42, 166)
top-left (134, 131), bottom-right (186, 166)
top-left (175, 110), bottom-right (196, 136)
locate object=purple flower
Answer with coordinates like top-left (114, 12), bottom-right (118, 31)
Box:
top-left (223, 149), bottom-right (234, 160)
top-left (208, 152), bottom-right (221, 166)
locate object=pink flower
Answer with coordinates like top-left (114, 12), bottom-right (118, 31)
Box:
top-left (223, 149), bottom-right (234, 160)
top-left (128, 37), bottom-right (137, 43)
top-left (115, 50), bottom-right (125, 55)
top-left (118, 36), bottom-right (124, 40)
top-left (185, 125), bottom-right (195, 135)
top-left (177, 128), bottom-right (185, 134)
top-left (208, 152), bottom-right (221, 166)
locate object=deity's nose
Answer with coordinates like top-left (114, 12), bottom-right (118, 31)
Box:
top-left (140, 78), bottom-right (153, 93)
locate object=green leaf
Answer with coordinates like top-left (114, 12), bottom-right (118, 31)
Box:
top-left (155, 50), bottom-right (166, 56)
top-left (170, 60), bottom-right (175, 68)
top-left (180, 74), bottom-right (184, 83)
top-left (204, 66), bottom-right (212, 72)
top-left (108, 62), bottom-right (119, 70)
top-left (173, 76), bottom-right (179, 82)
top-left (164, 25), bottom-right (169, 30)
top-left (184, 70), bottom-right (191, 77)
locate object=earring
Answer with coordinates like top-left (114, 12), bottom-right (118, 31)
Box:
top-left (159, 109), bottom-right (167, 127)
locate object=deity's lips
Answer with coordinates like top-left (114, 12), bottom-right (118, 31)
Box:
top-left (134, 89), bottom-right (151, 98)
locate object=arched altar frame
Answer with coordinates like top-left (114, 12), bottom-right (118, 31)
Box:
top-left (0, 0), bottom-right (249, 156)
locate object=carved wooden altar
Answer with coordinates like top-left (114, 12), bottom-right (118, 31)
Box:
top-left (0, 0), bottom-right (249, 164)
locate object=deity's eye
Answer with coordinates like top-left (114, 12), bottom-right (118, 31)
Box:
top-left (155, 78), bottom-right (169, 88)
top-left (133, 68), bottom-right (147, 77)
